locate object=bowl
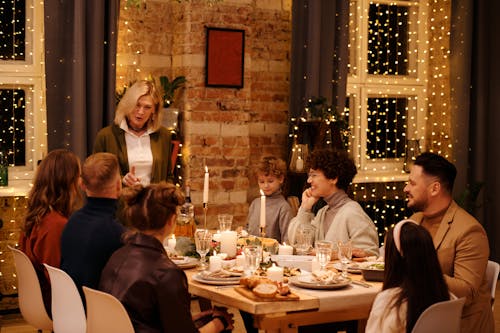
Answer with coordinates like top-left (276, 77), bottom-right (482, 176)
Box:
top-left (361, 268), bottom-right (384, 282)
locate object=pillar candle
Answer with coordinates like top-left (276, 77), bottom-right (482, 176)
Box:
top-left (266, 263), bottom-right (284, 282)
top-left (278, 242), bottom-right (294, 255)
top-left (220, 230), bottom-right (238, 258)
top-left (260, 189), bottom-right (266, 229)
top-left (296, 157), bottom-right (304, 171)
top-left (167, 235), bottom-right (176, 251)
top-left (212, 232), bottom-right (221, 242)
top-left (203, 166), bottom-right (209, 204)
top-left (209, 252), bottom-right (222, 272)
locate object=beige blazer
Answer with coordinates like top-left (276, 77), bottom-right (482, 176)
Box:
top-left (411, 201), bottom-right (494, 333)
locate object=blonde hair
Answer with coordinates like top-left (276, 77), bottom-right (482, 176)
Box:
top-left (81, 152), bottom-right (120, 193)
top-left (114, 80), bottom-right (162, 132)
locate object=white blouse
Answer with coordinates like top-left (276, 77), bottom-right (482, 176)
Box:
top-left (121, 120), bottom-right (153, 186)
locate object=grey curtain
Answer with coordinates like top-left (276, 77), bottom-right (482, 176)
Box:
top-left (451, 0), bottom-right (500, 261)
top-left (289, 0), bottom-right (349, 118)
top-left (44, 0), bottom-right (119, 159)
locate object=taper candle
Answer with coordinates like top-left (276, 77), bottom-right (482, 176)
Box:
top-left (203, 166), bottom-right (209, 204)
top-left (260, 189), bottom-right (266, 228)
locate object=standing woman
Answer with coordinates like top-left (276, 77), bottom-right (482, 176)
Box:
top-left (94, 80), bottom-right (172, 186)
top-left (19, 149), bottom-right (82, 313)
top-left (99, 182), bottom-right (233, 333)
top-left (366, 220), bottom-right (450, 333)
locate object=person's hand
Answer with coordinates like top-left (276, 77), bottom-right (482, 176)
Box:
top-left (300, 188), bottom-right (319, 211)
top-left (122, 166), bottom-right (141, 187)
top-left (212, 306), bottom-right (234, 331)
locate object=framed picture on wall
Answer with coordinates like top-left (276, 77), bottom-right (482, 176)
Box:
top-left (205, 27), bottom-right (245, 88)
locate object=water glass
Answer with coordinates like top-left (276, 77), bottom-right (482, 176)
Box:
top-left (315, 240), bottom-right (333, 271)
top-left (218, 214), bottom-right (233, 231)
top-left (243, 245), bottom-right (262, 275)
top-left (195, 229), bottom-right (212, 270)
top-left (337, 240), bottom-right (352, 278)
top-left (294, 225), bottom-right (314, 255)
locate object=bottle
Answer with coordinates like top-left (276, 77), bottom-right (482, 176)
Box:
top-left (175, 186), bottom-right (195, 238)
top-left (0, 151), bottom-right (8, 187)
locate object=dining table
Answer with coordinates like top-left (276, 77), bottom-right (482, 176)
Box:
top-left (186, 265), bottom-right (382, 333)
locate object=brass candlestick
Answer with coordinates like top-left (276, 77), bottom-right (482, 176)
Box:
top-left (260, 226), bottom-right (266, 238)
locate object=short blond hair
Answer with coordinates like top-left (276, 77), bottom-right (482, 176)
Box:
top-left (81, 153), bottom-right (120, 192)
top-left (114, 80), bottom-right (162, 132)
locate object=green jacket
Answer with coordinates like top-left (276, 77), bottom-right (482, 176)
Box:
top-left (93, 124), bottom-right (173, 183)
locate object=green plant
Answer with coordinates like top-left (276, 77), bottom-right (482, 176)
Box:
top-left (159, 75), bottom-right (186, 108)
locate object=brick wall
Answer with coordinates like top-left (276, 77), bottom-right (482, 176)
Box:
top-left (117, 0), bottom-right (292, 229)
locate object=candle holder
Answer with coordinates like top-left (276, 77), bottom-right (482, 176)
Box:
top-left (260, 226), bottom-right (266, 238)
top-left (203, 203), bottom-right (208, 230)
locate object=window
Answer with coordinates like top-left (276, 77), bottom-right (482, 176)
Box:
top-left (0, 0), bottom-right (46, 184)
top-left (347, 0), bottom-right (428, 181)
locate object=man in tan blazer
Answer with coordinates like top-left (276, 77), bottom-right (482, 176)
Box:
top-left (404, 152), bottom-right (494, 333)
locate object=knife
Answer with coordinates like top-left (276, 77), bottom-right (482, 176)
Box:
top-left (352, 280), bottom-right (372, 288)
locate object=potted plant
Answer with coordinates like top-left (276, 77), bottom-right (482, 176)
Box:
top-left (159, 75), bottom-right (186, 108)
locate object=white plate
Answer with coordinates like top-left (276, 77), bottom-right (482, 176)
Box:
top-left (333, 261), bottom-right (383, 274)
top-left (175, 257), bottom-right (199, 270)
top-left (289, 275), bottom-right (351, 290)
top-left (192, 273), bottom-right (241, 286)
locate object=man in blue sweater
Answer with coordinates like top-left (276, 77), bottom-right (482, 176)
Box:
top-left (61, 152), bottom-right (125, 294)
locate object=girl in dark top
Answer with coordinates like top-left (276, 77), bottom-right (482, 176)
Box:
top-left (99, 182), bottom-right (233, 333)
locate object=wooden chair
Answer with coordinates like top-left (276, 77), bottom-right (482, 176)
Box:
top-left (43, 263), bottom-right (86, 333)
top-left (287, 195), bottom-right (300, 217)
top-left (486, 260), bottom-right (500, 308)
top-left (410, 297), bottom-right (465, 333)
top-left (8, 246), bottom-right (53, 332)
top-left (83, 286), bottom-right (135, 333)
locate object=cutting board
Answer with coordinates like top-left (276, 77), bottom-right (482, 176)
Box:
top-left (234, 286), bottom-right (300, 302)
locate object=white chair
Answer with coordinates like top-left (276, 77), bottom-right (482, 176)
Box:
top-left (83, 286), bottom-right (135, 333)
top-left (8, 245), bottom-right (53, 332)
top-left (43, 263), bottom-right (86, 333)
top-left (411, 297), bottom-right (465, 333)
top-left (486, 260), bottom-right (500, 308)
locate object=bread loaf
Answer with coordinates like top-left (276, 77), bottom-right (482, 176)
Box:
top-left (252, 283), bottom-right (278, 298)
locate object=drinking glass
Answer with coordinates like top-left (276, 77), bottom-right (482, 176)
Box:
top-left (243, 245), bottom-right (262, 275)
top-left (315, 240), bottom-right (333, 271)
top-left (294, 225), bottom-right (314, 255)
top-left (218, 214), bottom-right (233, 231)
top-left (337, 240), bottom-right (352, 278)
top-left (195, 229), bottom-right (212, 270)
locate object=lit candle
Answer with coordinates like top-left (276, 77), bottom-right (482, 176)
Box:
top-left (220, 230), bottom-right (238, 258)
top-left (203, 166), bottom-right (209, 204)
top-left (209, 251), bottom-right (222, 272)
top-left (167, 235), bottom-right (176, 251)
top-left (212, 232), bottom-right (221, 242)
top-left (266, 263), bottom-right (284, 282)
top-left (260, 189), bottom-right (266, 229)
top-left (296, 157), bottom-right (304, 171)
top-left (278, 242), bottom-right (294, 255)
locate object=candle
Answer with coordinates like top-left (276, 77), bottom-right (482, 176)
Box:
top-left (167, 235), bottom-right (176, 251)
top-left (278, 242), bottom-right (294, 255)
top-left (260, 189), bottom-right (266, 229)
top-left (219, 230), bottom-right (238, 258)
top-left (203, 166), bottom-right (209, 204)
top-left (296, 157), bottom-right (304, 171)
top-left (266, 263), bottom-right (284, 282)
top-left (212, 232), bottom-right (221, 242)
top-left (209, 251), bottom-right (222, 272)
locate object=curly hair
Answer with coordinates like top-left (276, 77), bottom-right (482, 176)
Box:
top-left (307, 148), bottom-right (357, 191)
top-left (121, 182), bottom-right (184, 231)
top-left (253, 156), bottom-right (287, 179)
top-left (114, 80), bottom-right (163, 132)
top-left (23, 149), bottom-right (82, 236)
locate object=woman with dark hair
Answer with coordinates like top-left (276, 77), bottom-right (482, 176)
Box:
top-left (20, 149), bottom-right (82, 313)
top-left (366, 219), bottom-right (450, 332)
top-left (287, 148), bottom-right (379, 257)
top-left (99, 182), bottom-right (233, 333)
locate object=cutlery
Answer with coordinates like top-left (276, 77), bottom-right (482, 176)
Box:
top-left (214, 285), bottom-right (237, 289)
top-left (351, 280), bottom-right (372, 288)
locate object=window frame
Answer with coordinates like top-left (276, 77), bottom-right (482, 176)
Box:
top-left (0, 0), bottom-right (46, 189)
top-left (347, 0), bottom-right (429, 183)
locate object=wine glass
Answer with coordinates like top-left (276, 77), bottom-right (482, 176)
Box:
top-left (195, 229), bottom-right (212, 270)
top-left (243, 245), bottom-right (262, 276)
top-left (294, 224), bottom-right (314, 255)
top-left (337, 240), bottom-right (352, 278)
top-left (315, 240), bottom-right (333, 271)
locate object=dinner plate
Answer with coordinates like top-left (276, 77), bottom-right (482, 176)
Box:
top-left (174, 257), bottom-right (199, 270)
top-left (289, 275), bottom-right (351, 290)
top-left (198, 271), bottom-right (242, 281)
top-left (333, 261), bottom-right (383, 274)
top-left (192, 273), bottom-right (241, 286)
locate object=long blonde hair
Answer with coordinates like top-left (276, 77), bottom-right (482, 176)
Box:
top-left (114, 80), bottom-right (162, 132)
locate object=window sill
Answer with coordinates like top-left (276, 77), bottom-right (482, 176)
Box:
top-left (0, 179), bottom-right (32, 197)
top-left (353, 171), bottom-right (409, 184)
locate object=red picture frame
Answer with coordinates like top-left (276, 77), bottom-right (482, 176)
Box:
top-left (205, 27), bottom-right (245, 88)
